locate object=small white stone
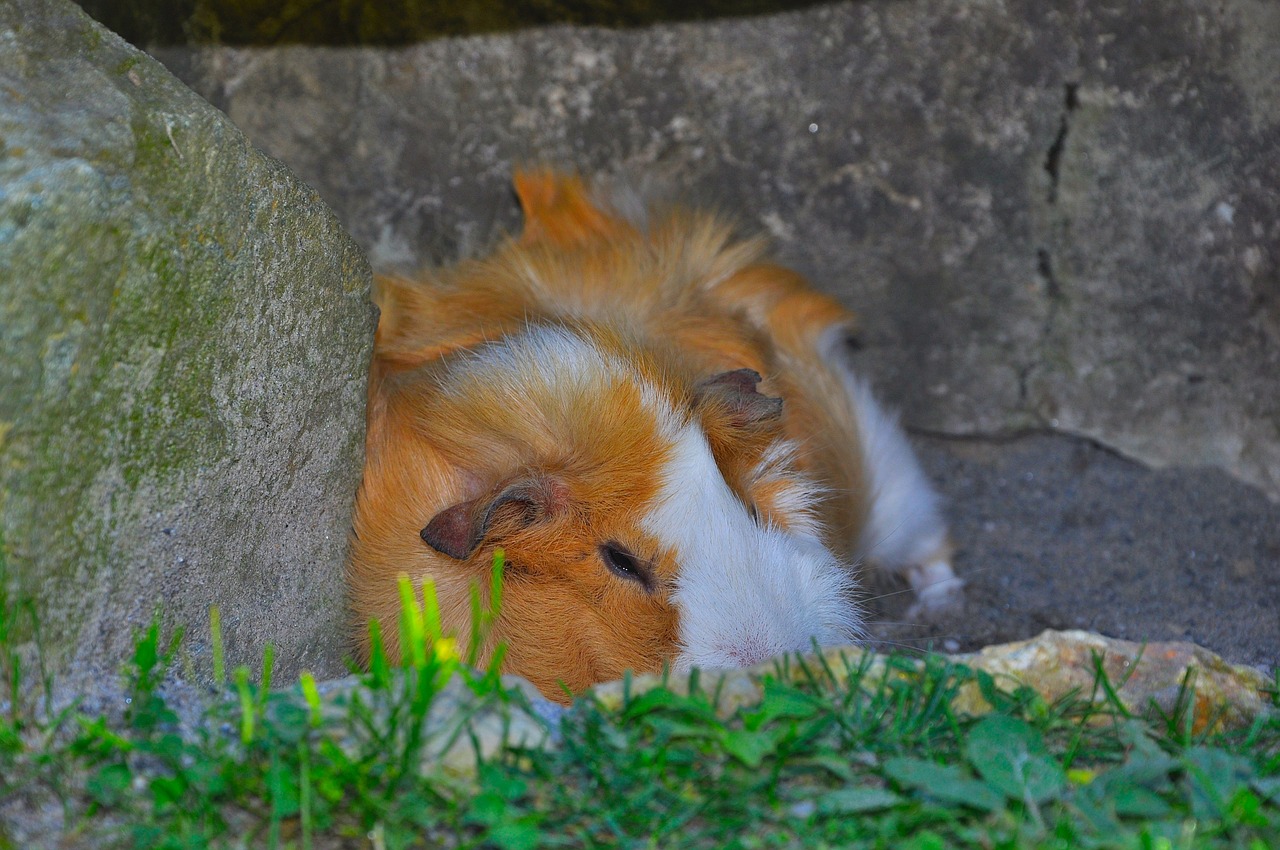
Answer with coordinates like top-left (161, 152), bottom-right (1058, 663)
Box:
top-left (1243, 246), bottom-right (1263, 275)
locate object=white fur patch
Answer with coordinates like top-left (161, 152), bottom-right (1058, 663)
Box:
top-left (750, 438), bottom-right (825, 537)
top-left (818, 328), bottom-right (962, 611)
top-left (445, 324), bottom-right (684, 437)
top-left (458, 324), bottom-right (617, 391)
top-left (643, 423), bottom-right (864, 671)
top-left (818, 328), bottom-right (949, 568)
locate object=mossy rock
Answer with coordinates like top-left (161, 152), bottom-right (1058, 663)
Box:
top-left (0, 0), bottom-right (375, 693)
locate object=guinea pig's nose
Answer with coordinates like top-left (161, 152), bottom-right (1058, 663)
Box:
top-left (715, 635), bottom-right (776, 669)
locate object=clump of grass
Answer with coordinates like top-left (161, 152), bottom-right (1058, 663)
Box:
top-left (519, 653), bottom-right (1280, 848)
top-left (53, 557), bottom-right (520, 849)
top-left (1, 544), bottom-right (1277, 849)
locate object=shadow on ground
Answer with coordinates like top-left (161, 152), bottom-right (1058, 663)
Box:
top-left (73, 0), bottom-right (833, 46)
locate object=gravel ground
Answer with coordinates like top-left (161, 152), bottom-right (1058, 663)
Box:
top-left (865, 432), bottom-right (1280, 673)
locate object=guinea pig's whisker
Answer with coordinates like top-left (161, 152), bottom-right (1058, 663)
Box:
top-left (865, 633), bottom-right (972, 651)
top-left (859, 579), bottom-right (952, 604)
top-left (860, 516), bottom-right (910, 555)
top-left (858, 640), bottom-right (937, 656)
top-left (858, 564), bottom-right (990, 605)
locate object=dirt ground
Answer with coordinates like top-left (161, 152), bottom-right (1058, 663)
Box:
top-left (864, 431), bottom-right (1280, 673)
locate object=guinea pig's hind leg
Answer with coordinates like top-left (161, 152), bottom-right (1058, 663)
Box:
top-left (836, 361), bottom-right (964, 621)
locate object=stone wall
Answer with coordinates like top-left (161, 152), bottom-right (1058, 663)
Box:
top-left (157, 0), bottom-right (1280, 499)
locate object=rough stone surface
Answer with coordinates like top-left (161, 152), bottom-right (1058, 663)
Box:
top-left (0, 0), bottom-right (376, 691)
top-left (950, 630), bottom-right (1272, 734)
top-left (875, 432), bottom-right (1280, 672)
top-left (153, 0), bottom-right (1280, 499)
top-left (593, 631), bottom-right (1275, 733)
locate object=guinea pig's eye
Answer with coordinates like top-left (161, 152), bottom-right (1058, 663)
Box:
top-left (599, 543), bottom-right (653, 591)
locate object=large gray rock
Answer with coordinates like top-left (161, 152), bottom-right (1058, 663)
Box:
top-left (0, 0), bottom-right (376, 690)
top-left (156, 0), bottom-right (1280, 498)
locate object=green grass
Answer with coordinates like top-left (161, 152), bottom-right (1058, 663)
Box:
top-left (2, 548), bottom-right (1278, 849)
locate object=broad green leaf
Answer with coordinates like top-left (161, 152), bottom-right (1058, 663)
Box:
top-left (487, 821), bottom-right (542, 850)
top-left (184, 757), bottom-right (227, 798)
top-left (87, 762), bottom-right (132, 806)
top-left (742, 679), bottom-right (822, 730)
top-left (1073, 787), bottom-right (1122, 834)
top-left (267, 700), bottom-right (311, 745)
top-left (903, 831), bottom-right (947, 850)
top-left (722, 726), bottom-right (785, 768)
top-left (478, 764), bottom-right (527, 802)
top-left (1227, 787), bottom-right (1265, 826)
top-left (1184, 746), bottom-right (1255, 820)
top-left (883, 756), bottom-right (1005, 812)
top-left (964, 715), bottom-right (1065, 803)
top-left (1113, 751), bottom-right (1179, 786)
top-left (1118, 718), bottom-right (1173, 761)
top-left (814, 786), bottom-right (901, 814)
top-left (791, 752), bottom-right (859, 782)
top-left (623, 687), bottom-right (713, 722)
top-left (646, 715), bottom-right (723, 742)
top-left (1111, 784), bottom-right (1172, 818)
top-left (148, 774), bottom-right (187, 810)
top-left (465, 791), bottom-right (508, 828)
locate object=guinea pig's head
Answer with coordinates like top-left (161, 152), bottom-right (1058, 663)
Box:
top-left (352, 324), bottom-right (863, 702)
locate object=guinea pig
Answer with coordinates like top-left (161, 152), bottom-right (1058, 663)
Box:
top-left (347, 169), bottom-right (959, 703)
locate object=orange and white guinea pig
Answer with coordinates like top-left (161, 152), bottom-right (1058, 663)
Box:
top-left (348, 169), bottom-right (959, 703)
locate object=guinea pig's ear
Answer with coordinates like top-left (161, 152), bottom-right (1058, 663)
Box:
top-left (420, 476), bottom-right (569, 560)
top-left (513, 168), bottom-right (632, 247)
top-left (693, 368), bottom-right (783, 428)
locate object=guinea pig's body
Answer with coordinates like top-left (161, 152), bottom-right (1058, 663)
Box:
top-left (349, 171), bottom-right (957, 702)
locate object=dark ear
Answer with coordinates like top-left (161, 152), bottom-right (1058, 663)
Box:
top-left (420, 477), bottom-right (568, 560)
top-left (694, 368), bottom-right (783, 426)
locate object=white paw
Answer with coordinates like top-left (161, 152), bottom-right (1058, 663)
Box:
top-left (904, 560), bottom-right (964, 621)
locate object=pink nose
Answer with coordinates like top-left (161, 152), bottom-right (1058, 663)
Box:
top-left (718, 637), bottom-right (776, 668)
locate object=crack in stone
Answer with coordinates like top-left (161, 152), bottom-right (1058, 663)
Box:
top-left (1036, 247), bottom-right (1062, 301)
top-left (1023, 82), bottom-right (1079, 419)
top-left (1017, 362), bottom-right (1032, 405)
top-left (1043, 82), bottom-right (1079, 205)
top-left (904, 425), bottom-right (1143, 465)
top-left (1024, 246), bottom-right (1063, 411)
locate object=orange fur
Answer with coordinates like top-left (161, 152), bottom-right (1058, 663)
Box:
top-left (349, 170), bottom-right (877, 702)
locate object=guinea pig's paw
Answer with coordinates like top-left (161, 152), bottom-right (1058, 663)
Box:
top-left (903, 560), bottom-right (964, 621)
